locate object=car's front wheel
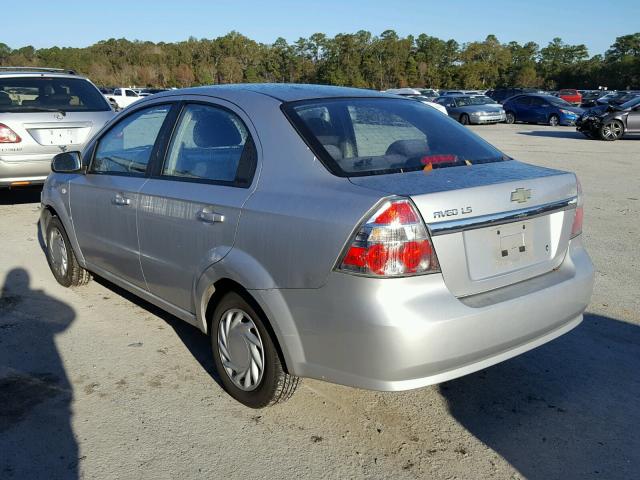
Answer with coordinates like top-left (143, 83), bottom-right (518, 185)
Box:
top-left (459, 113), bottom-right (470, 125)
top-left (505, 111), bottom-right (516, 124)
top-left (211, 292), bottom-right (299, 408)
top-left (599, 120), bottom-right (624, 141)
top-left (549, 114), bottom-right (560, 126)
top-left (46, 216), bottom-right (91, 287)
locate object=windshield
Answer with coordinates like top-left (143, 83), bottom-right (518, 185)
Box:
top-left (283, 97), bottom-right (506, 177)
top-left (455, 96), bottom-right (495, 106)
top-left (0, 77), bottom-right (110, 113)
top-left (619, 96), bottom-right (640, 110)
top-left (548, 96), bottom-right (572, 107)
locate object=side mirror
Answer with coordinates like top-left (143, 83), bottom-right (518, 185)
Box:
top-left (51, 151), bottom-right (83, 173)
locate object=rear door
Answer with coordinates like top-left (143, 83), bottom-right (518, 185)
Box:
top-left (71, 102), bottom-right (174, 287)
top-left (137, 99), bottom-right (258, 312)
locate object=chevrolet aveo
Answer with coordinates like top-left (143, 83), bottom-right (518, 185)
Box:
top-left (40, 84), bottom-right (594, 408)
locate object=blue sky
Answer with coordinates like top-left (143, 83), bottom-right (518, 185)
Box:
top-left (3, 0), bottom-right (639, 55)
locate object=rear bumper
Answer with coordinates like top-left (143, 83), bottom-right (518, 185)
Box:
top-left (255, 237), bottom-right (594, 391)
top-left (0, 154), bottom-right (52, 186)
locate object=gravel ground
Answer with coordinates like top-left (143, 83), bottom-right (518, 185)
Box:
top-left (0, 124), bottom-right (638, 480)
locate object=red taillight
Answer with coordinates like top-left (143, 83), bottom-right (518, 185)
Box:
top-left (0, 123), bottom-right (21, 143)
top-left (338, 198), bottom-right (440, 277)
top-left (571, 177), bottom-right (583, 238)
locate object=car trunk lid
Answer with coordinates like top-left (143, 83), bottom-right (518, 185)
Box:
top-left (349, 161), bottom-right (578, 297)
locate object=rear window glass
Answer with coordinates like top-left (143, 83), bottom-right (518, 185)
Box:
top-left (0, 76), bottom-right (110, 113)
top-left (283, 98), bottom-right (506, 177)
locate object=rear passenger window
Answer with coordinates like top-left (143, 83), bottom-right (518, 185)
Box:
top-left (92, 104), bottom-right (170, 174)
top-left (162, 104), bottom-right (255, 185)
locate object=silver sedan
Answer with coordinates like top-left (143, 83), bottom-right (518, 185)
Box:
top-left (40, 84), bottom-right (594, 408)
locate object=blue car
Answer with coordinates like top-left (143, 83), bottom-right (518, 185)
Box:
top-left (504, 94), bottom-right (584, 126)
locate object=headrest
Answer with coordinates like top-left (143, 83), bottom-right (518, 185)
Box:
top-left (385, 139), bottom-right (429, 158)
top-left (192, 110), bottom-right (242, 148)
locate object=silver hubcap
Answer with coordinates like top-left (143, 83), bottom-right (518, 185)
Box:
top-left (603, 122), bottom-right (622, 139)
top-left (550, 116), bottom-right (559, 126)
top-left (217, 308), bottom-right (265, 391)
top-left (49, 228), bottom-right (68, 277)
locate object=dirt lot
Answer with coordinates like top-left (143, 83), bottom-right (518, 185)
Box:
top-left (1, 124), bottom-right (639, 480)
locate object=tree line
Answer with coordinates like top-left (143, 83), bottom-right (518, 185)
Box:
top-left (1, 31), bottom-right (638, 90)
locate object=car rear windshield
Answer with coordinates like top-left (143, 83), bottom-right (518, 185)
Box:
top-left (282, 97), bottom-right (506, 177)
top-left (0, 77), bottom-right (110, 113)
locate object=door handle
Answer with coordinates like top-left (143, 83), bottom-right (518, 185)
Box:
top-left (112, 194), bottom-right (131, 206)
top-left (197, 207), bottom-right (224, 224)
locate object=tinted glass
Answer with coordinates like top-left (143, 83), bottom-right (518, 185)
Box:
top-left (92, 104), bottom-right (170, 174)
top-left (162, 104), bottom-right (252, 184)
top-left (548, 96), bottom-right (572, 107)
top-left (0, 77), bottom-right (110, 112)
top-left (125, 90), bottom-right (137, 97)
top-left (285, 98), bottom-right (505, 177)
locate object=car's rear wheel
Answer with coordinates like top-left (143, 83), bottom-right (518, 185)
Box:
top-left (549, 114), bottom-right (560, 126)
top-left (459, 113), bottom-right (470, 125)
top-left (46, 216), bottom-right (91, 287)
top-left (210, 292), bottom-right (299, 408)
top-left (599, 120), bottom-right (624, 141)
top-left (505, 111), bottom-right (516, 124)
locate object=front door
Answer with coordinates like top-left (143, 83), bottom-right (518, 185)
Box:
top-left (71, 103), bottom-right (172, 288)
top-left (137, 101), bottom-right (258, 312)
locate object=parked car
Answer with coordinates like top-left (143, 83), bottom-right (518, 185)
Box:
top-left (503, 94), bottom-right (584, 126)
top-left (485, 87), bottom-right (541, 104)
top-left (576, 95), bottom-right (640, 141)
top-left (556, 89), bottom-right (582, 106)
top-left (435, 94), bottom-right (505, 124)
top-left (417, 88), bottom-right (439, 99)
top-left (40, 84), bottom-right (594, 408)
top-left (383, 89), bottom-right (447, 115)
top-left (140, 88), bottom-right (170, 96)
top-left (0, 67), bottom-right (114, 188)
top-left (580, 90), bottom-right (607, 108)
top-left (104, 87), bottom-right (144, 109)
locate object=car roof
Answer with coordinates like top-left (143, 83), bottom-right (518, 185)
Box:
top-left (155, 83), bottom-right (389, 102)
top-left (0, 71), bottom-right (86, 80)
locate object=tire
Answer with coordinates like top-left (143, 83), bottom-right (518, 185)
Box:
top-left (599, 120), bottom-right (624, 141)
top-left (459, 113), bottom-right (470, 125)
top-left (549, 114), bottom-right (560, 127)
top-left (505, 111), bottom-right (516, 124)
top-left (210, 291), bottom-right (299, 408)
top-left (46, 216), bottom-right (91, 287)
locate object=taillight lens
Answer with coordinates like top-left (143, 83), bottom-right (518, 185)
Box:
top-left (0, 123), bottom-right (21, 143)
top-left (571, 177), bottom-right (583, 238)
top-left (338, 198), bottom-right (440, 277)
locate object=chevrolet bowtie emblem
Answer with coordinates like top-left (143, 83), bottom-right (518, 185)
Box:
top-left (510, 188), bottom-right (532, 203)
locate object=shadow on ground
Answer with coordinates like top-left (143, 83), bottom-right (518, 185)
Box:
top-left (0, 186), bottom-right (42, 205)
top-left (440, 313), bottom-right (640, 480)
top-left (517, 130), bottom-right (586, 139)
top-left (92, 276), bottom-right (222, 387)
top-left (0, 268), bottom-right (78, 479)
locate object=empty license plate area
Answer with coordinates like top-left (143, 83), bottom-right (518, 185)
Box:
top-left (27, 126), bottom-right (91, 146)
top-left (463, 216), bottom-right (554, 281)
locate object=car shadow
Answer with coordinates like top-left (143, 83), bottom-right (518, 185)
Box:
top-left (0, 186), bottom-right (42, 205)
top-left (439, 313), bottom-right (640, 480)
top-left (517, 130), bottom-right (585, 139)
top-left (92, 276), bottom-right (223, 387)
top-left (0, 268), bottom-right (79, 479)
